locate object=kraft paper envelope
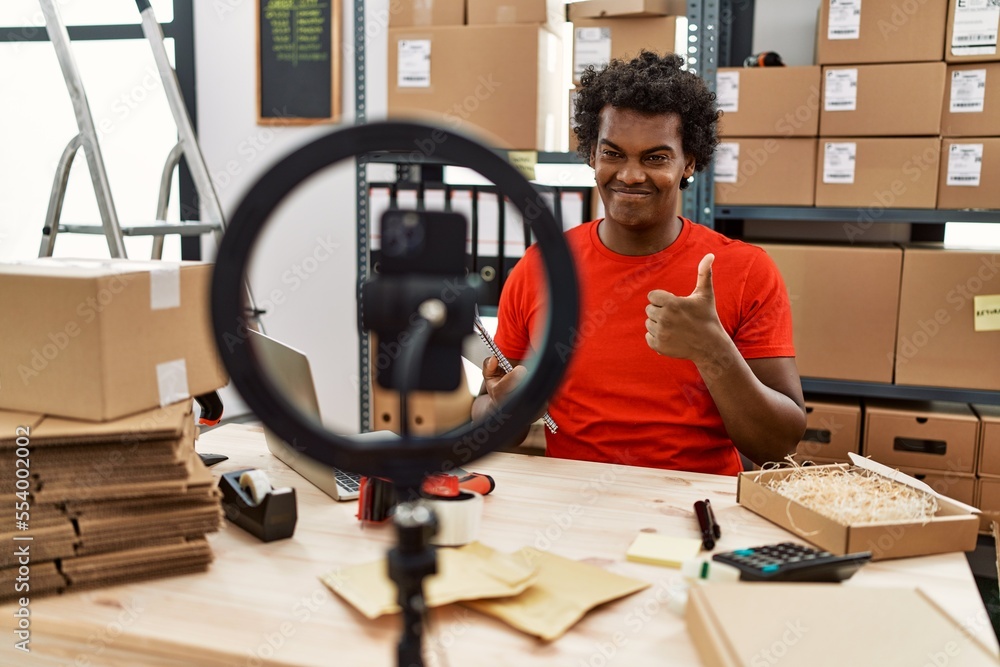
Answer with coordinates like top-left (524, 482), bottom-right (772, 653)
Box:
top-left (463, 547), bottom-right (650, 641)
top-left (321, 541), bottom-right (538, 620)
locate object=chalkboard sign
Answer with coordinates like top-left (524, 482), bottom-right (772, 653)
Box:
top-left (257, 0), bottom-right (341, 125)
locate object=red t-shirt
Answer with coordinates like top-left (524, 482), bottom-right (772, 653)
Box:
top-left (494, 218), bottom-right (795, 476)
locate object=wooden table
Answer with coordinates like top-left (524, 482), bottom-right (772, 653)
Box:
top-left (3, 423), bottom-right (997, 666)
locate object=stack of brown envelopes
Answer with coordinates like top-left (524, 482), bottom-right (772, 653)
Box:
top-left (0, 400), bottom-right (221, 602)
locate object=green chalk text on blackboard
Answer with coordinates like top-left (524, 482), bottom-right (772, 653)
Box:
top-left (258, 0), bottom-right (338, 123)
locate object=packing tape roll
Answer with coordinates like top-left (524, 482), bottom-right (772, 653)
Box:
top-left (426, 491), bottom-right (483, 547)
top-left (239, 470), bottom-right (273, 506)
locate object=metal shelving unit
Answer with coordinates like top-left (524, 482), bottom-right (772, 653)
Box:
top-left (352, 0), bottom-right (1000, 426)
top-left (717, 206), bottom-right (1000, 224)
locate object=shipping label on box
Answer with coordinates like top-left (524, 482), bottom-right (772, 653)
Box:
top-left (951, 0), bottom-right (1000, 57)
top-left (715, 70), bottom-right (739, 113)
top-left (823, 141), bottom-right (856, 184)
top-left (828, 0), bottom-right (862, 40)
top-left (946, 142), bottom-right (984, 186)
top-left (573, 26), bottom-right (611, 79)
top-left (950, 68), bottom-right (987, 112)
top-left (824, 69), bottom-right (858, 111)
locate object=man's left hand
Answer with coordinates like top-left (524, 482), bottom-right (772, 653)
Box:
top-left (645, 253), bottom-right (725, 363)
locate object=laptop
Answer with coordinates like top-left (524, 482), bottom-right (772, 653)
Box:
top-left (248, 329), bottom-right (363, 501)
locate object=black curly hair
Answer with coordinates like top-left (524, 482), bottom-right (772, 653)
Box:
top-left (573, 51), bottom-right (720, 172)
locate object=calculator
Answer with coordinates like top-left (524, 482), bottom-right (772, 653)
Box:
top-left (711, 542), bottom-right (872, 582)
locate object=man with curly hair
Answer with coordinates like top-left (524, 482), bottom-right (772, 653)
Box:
top-left (471, 52), bottom-right (805, 475)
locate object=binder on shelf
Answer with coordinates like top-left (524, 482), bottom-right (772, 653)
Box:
top-left (476, 190), bottom-right (502, 307)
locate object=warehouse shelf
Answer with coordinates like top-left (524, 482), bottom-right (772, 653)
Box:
top-left (366, 150), bottom-right (587, 165)
top-left (716, 206), bottom-right (1000, 224)
top-left (802, 378), bottom-right (1000, 406)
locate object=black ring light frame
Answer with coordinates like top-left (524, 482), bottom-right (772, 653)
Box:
top-left (211, 121), bottom-right (579, 488)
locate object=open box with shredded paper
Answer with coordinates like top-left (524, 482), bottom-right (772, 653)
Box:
top-left (737, 454), bottom-right (980, 560)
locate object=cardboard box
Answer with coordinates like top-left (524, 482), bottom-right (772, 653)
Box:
top-left (977, 476), bottom-right (1000, 532)
top-left (687, 585), bottom-right (999, 667)
top-left (794, 398), bottom-right (862, 462)
top-left (941, 63), bottom-right (1000, 136)
top-left (898, 467), bottom-right (977, 506)
top-left (814, 137), bottom-right (941, 208)
top-left (389, 0), bottom-right (464, 27)
top-left (946, 0), bottom-right (1000, 63)
top-left (716, 66), bottom-right (821, 137)
top-left (466, 0), bottom-right (564, 26)
top-left (713, 138), bottom-right (817, 206)
top-left (895, 247), bottom-right (1000, 391)
top-left (571, 16), bottom-right (686, 84)
top-left (756, 244), bottom-right (902, 383)
top-left (863, 400), bottom-right (979, 474)
top-left (0, 259), bottom-right (227, 422)
top-left (567, 0), bottom-right (687, 19)
top-left (387, 25), bottom-right (565, 151)
top-left (976, 404), bottom-right (1000, 476)
top-left (817, 0), bottom-right (948, 64)
top-left (938, 137), bottom-right (1000, 209)
top-left (737, 458), bottom-right (980, 559)
top-left (819, 63), bottom-right (946, 137)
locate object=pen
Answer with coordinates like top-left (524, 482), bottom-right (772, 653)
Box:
top-left (694, 499), bottom-right (722, 550)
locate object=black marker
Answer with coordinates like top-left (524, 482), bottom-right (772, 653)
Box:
top-left (694, 499), bottom-right (722, 551)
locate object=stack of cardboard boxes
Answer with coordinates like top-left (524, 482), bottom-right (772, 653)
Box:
top-left (567, 0), bottom-right (687, 152)
top-left (0, 259), bottom-right (227, 600)
top-left (387, 0), bottom-right (566, 151)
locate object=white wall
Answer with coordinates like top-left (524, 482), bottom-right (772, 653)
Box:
top-left (752, 0), bottom-right (821, 66)
top-left (194, 0), bottom-right (393, 431)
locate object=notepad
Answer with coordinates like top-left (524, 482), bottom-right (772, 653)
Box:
top-left (625, 533), bottom-right (703, 568)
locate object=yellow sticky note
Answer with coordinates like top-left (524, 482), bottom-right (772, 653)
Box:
top-left (626, 533), bottom-right (703, 568)
top-left (974, 294), bottom-right (1000, 332)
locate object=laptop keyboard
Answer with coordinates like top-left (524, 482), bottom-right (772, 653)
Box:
top-left (335, 469), bottom-right (361, 492)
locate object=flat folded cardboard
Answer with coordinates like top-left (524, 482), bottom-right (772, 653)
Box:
top-left (814, 137), bottom-right (941, 208)
top-left (938, 138), bottom-right (1000, 209)
top-left (817, 0), bottom-right (948, 64)
top-left (686, 584), bottom-right (998, 667)
top-left (946, 0), bottom-right (1000, 63)
top-left (941, 63), bottom-right (1000, 136)
top-left (571, 16), bottom-right (686, 84)
top-left (794, 397), bottom-right (862, 462)
top-left (389, 0), bottom-right (464, 27)
top-left (975, 404), bottom-right (1000, 476)
top-left (819, 63), bottom-right (946, 137)
top-left (713, 138), bottom-right (817, 206)
top-left (863, 400), bottom-right (980, 474)
top-left (716, 66), bottom-right (821, 137)
top-left (895, 247), bottom-right (1000, 391)
top-left (756, 244), bottom-right (902, 384)
top-left (466, 0), bottom-right (564, 26)
top-left (387, 25), bottom-right (565, 151)
top-left (567, 0), bottom-right (687, 19)
top-left (977, 476), bottom-right (1000, 532)
top-left (0, 259), bottom-right (227, 421)
top-left (737, 455), bottom-right (980, 560)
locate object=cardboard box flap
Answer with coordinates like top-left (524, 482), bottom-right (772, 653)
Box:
top-left (0, 411), bottom-right (43, 436)
top-left (0, 401), bottom-right (193, 448)
top-left (848, 453), bottom-right (981, 515)
top-left (3, 258), bottom-right (202, 279)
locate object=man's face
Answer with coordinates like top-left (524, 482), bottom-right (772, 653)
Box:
top-left (591, 107), bottom-right (696, 231)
